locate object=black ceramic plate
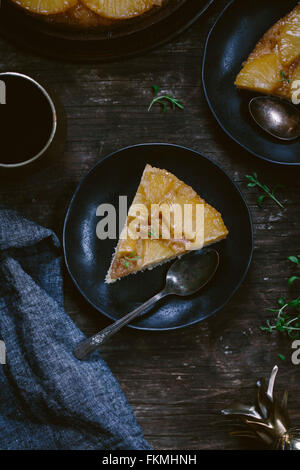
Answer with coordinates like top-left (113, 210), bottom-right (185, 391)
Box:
top-left (0, 0), bottom-right (214, 62)
top-left (202, 0), bottom-right (300, 165)
top-left (63, 144), bottom-right (253, 331)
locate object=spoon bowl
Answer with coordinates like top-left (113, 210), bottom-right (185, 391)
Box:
top-left (249, 96), bottom-right (300, 141)
top-left (165, 249), bottom-right (219, 296)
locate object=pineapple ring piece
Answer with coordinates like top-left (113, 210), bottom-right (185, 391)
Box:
top-left (235, 53), bottom-right (282, 94)
top-left (81, 0), bottom-right (162, 20)
top-left (279, 9), bottom-right (300, 66)
top-left (11, 0), bottom-right (78, 15)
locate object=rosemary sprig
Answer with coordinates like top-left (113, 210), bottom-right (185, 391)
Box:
top-left (280, 70), bottom-right (290, 84)
top-left (148, 85), bottom-right (184, 112)
top-left (246, 173), bottom-right (284, 208)
top-left (261, 297), bottom-right (300, 339)
top-left (288, 255), bottom-right (300, 285)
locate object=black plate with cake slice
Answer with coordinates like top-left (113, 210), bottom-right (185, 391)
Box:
top-left (63, 143), bottom-right (253, 331)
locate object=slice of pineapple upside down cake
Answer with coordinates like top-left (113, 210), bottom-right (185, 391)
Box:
top-left (235, 5), bottom-right (300, 101)
top-left (106, 165), bottom-right (229, 283)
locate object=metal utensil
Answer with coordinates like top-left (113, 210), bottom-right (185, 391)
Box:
top-left (74, 248), bottom-right (220, 360)
top-left (249, 96), bottom-right (300, 141)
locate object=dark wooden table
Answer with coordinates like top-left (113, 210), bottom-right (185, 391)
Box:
top-left (1, 0), bottom-right (300, 450)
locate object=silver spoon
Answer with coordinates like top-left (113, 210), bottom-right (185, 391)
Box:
top-left (249, 96), bottom-right (300, 141)
top-left (74, 248), bottom-right (219, 360)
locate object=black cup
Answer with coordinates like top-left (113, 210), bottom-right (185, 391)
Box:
top-left (0, 72), bottom-right (66, 179)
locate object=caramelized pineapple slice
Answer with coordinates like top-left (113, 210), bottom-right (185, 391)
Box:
top-left (12, 0), bottom-right (78, 14)
top-left (279, 6), bottom-right (300, 66)
top-left (291, 62), bottom-right (300, 82)
top-left (235, 53), bottom-right (281, 93)
top-left (141, 168), bottom-right (177, 205)
top-left (81, 0), bottom-right (160, 19)
top-left (143, 239), bottom-right (175, 266)
top-left (291, 62), bottom-right (300, 102)
top-left (117, 238), bottom-right (137, 256)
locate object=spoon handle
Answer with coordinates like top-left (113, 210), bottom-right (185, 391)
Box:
top-left (74, 290), bottom-right (167, 360)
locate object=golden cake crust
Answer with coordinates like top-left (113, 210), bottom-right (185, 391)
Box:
top-left (235, 5), bottom-right (300, 100)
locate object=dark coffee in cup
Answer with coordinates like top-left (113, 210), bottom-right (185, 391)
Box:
top-left (0, 72), bottom-right (57, 168)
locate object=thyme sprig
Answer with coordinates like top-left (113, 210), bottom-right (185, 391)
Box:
top-left (246, 173), bottom-right (284, 208)
top-left (148, 85), bottom-right (184, 113)
top-left (288, 255), bottom-right (300, 285)
top-left (261, 297), bottom-right (300, 339)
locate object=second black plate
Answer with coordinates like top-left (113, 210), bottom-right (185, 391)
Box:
top-left (63, 144), bottom-right (253, 331)
top-left (202, 0), bottom-right (300, 165)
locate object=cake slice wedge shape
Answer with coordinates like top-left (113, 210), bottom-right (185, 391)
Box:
top-left (106, 164), bottom-right (229, 283)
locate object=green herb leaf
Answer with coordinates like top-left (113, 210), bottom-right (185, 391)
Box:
top-left (148, 86), bottom-right (184, 113)
top-left (124, 251), bottom-right (141, 262)
top-left (124, 256), bottom-right (141, 262)
top-left (280, 70), bottom-right (290, 83)
top-left (245, 173), bottom-right (284, 208)
top-left (257, 195), bottom-right (266, 207)
top-left (278, 297), bottom-right (286, 306)
top-left (123, 251), bottom-right (141, 268)
top-left (288, 276), bottom-right (300, 286)
top-left (261, 299), bottom-right (300, 339)
top-left (261, 259), bottom-right (300, 347)
top-left (278, 354), bottom-right (286, 361)
top-left (289, 298), bottom-right (300, 308)
top-left (152, 85), bottom-right (159, 96)
top-left (149, 230), bottom-right (157, 238)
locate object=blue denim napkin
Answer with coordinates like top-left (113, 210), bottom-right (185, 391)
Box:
top-left (0, 207), bottom-right (151, 450)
